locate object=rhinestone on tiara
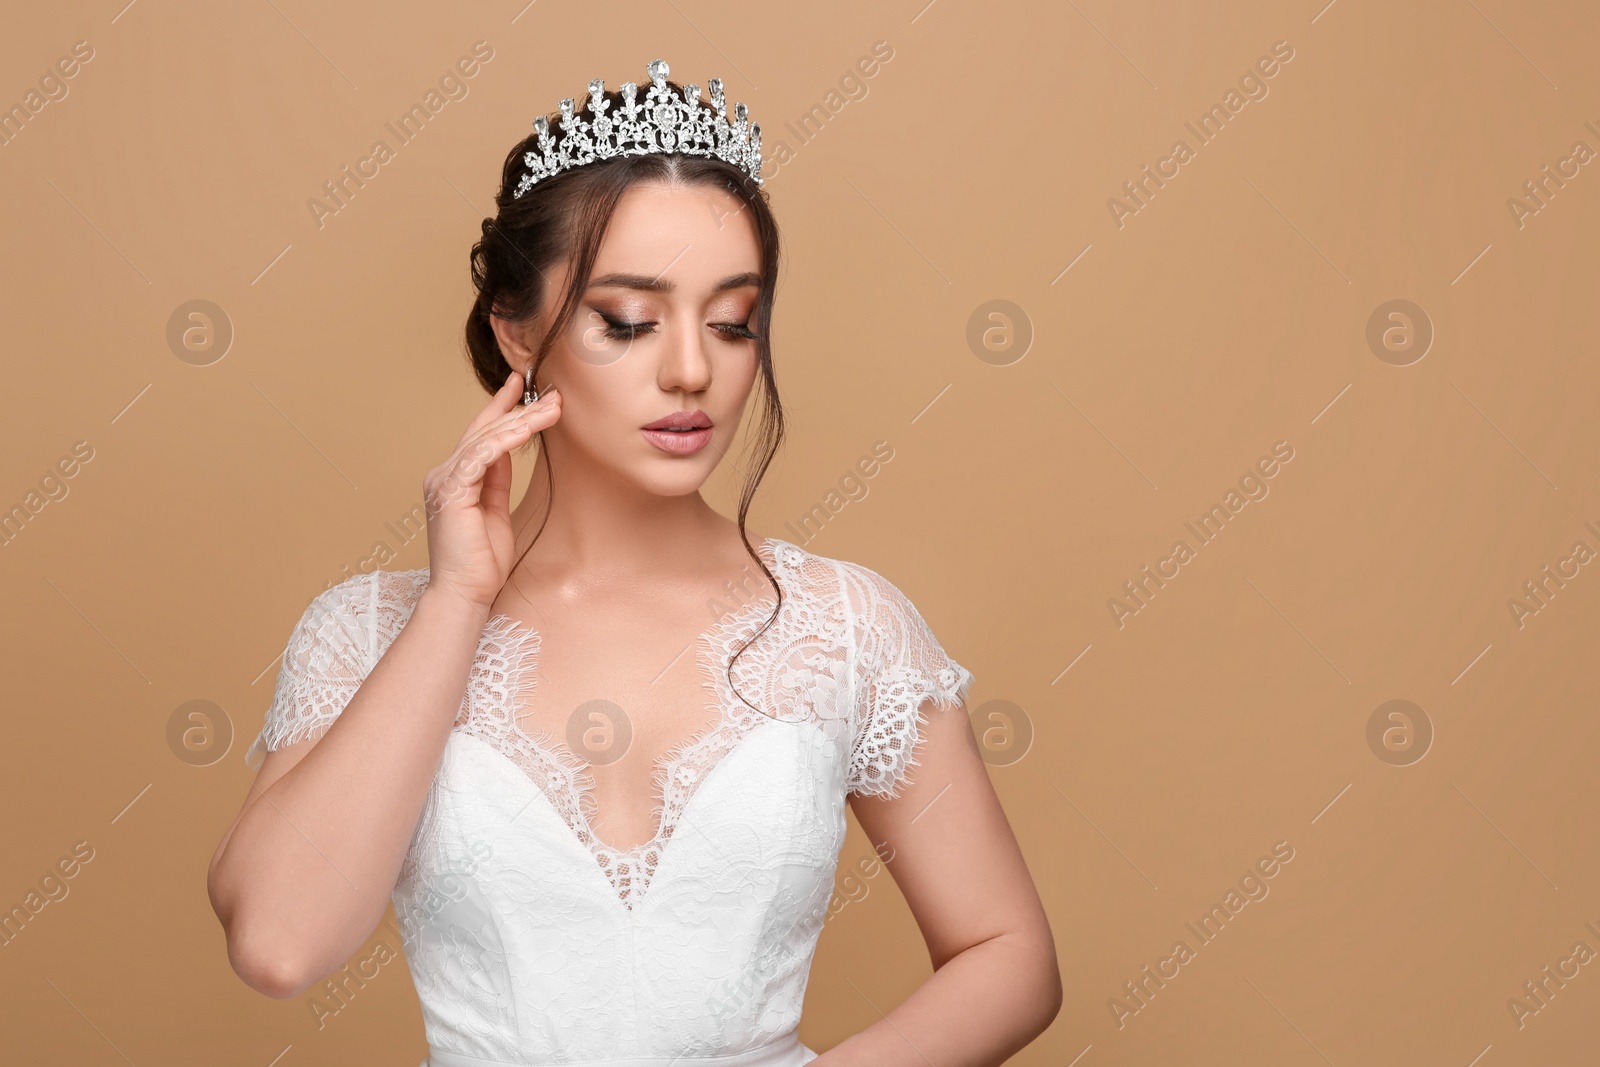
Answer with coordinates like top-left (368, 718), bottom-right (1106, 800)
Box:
top-left (513, 57), bottom-right (763, 198)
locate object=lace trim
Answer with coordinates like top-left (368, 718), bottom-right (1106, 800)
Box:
top-left (245, 574), bottom-right (375, 769)
top-left (849, 661), bottom-right (974, 799)
top-left (840, 560), bottom-right (976, 799)
top-left (453, 614), bottom-right (623, 864)
top-left (460, 538), bottom-right (790, 909)
top-left (247, 541), bottom-right (974, 896)
top-left (589, 589), bottom-right (777, 908)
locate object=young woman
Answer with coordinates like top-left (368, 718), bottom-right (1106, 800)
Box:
top-left (207, 58), bottom-right (1060, 1067)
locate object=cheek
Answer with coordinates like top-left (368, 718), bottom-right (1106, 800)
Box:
top-left (706, 343), bottom-right (758, 391)
top-left (726, 350), bottom-right (761, 399)
top-left (548, 361), bottom-right (654, 448)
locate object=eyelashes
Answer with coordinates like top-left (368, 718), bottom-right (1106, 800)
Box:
top-left (593, 310), bottom-right (760, 343)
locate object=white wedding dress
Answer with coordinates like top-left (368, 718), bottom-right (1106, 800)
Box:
top-left (245, 537), bottom-right (972, 1066)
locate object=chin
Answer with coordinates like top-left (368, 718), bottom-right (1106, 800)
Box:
top-left (634, 462), bottom-right (715, 497)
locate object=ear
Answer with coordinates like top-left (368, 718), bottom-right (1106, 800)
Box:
top-left (489, 312), bottom-right (538, 374)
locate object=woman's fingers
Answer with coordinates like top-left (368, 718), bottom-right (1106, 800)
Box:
top-left (453, 370), bottom-right (529, 449)
top-left (478, 446), bottom-right (515, 531)
top-left (433, 392), bottom-right (561, 512)
top-left (473, 388), bottom-right (563, 441)
top-left (420, 375), bottom-right (560, 609)
top-left (440, 382), bottom-right (556, 487)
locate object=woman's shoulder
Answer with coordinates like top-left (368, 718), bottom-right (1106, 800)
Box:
top-left (774, 537), bottom-right (920, 613)
top-left (306, 566), bottom-right (432, 614)
top-left (766, 536), bottom-right (855, 601)
top-left (247, 567), bottom-right (432, 767)
top-left (283, 567), bottom-right (432, 653)
top-left (769, 538), bottom-right (954, 660)
top-left (371, 565), bottom-right (432, 603)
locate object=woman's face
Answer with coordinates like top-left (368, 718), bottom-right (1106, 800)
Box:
top-left (510, 180), bottom-right (764, 499)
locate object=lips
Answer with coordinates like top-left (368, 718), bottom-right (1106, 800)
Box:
top-left (643, 410), bottom-right (712, 431)
top-left (641, 409), bottom-right (714, 456)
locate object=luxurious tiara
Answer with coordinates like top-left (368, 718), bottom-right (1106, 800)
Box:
top-left (513, 57), bottom-right (763, 198)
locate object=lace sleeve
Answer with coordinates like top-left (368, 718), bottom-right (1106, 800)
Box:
top-left (244, 572), bottom-right (380, 769)
top-left (842, 562), bottom-right (975, 799)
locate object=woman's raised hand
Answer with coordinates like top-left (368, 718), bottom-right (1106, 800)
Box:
top-left (422, 371), bottom-right (561, 613)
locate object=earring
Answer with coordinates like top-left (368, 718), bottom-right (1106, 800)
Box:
top-left (523, 364), bottom-right (538, 405)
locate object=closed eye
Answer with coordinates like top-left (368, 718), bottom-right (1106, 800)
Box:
top-left (596, 312), bottom-right (760, 343)
top-left (714, 321), bottom-right (760, 341)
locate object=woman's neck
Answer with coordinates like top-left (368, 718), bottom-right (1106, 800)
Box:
top-left (505, 462), bottom-right (746, 576)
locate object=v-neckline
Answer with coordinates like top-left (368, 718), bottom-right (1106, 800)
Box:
top-left (469, 536), bottom-right (789, 905)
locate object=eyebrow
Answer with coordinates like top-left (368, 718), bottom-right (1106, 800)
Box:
top-left (587, 271), bottom-right (762, 294)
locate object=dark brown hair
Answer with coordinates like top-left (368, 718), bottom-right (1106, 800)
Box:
top-left (463, 78), bottom-right (786, 716)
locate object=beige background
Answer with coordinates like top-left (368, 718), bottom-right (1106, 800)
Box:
top-left (2, 0), bottom-right (1597, 1063)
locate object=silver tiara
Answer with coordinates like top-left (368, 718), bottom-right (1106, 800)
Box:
top-left (513, 57), bottom-right (763, 198)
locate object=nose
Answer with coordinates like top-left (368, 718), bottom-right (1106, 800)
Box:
top-left (656, 313), bottom-right (713, 397)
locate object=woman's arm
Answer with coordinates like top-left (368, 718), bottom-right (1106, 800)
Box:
top-left (828, 696), bottom-right (1063, 1066)
top-left (207, 371), bottom-right (562, 999)
top-left (205, 586), bottom-right (489, 999)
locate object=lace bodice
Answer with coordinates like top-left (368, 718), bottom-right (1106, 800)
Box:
top-left (246, 537), bottom-right (973, 1065)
